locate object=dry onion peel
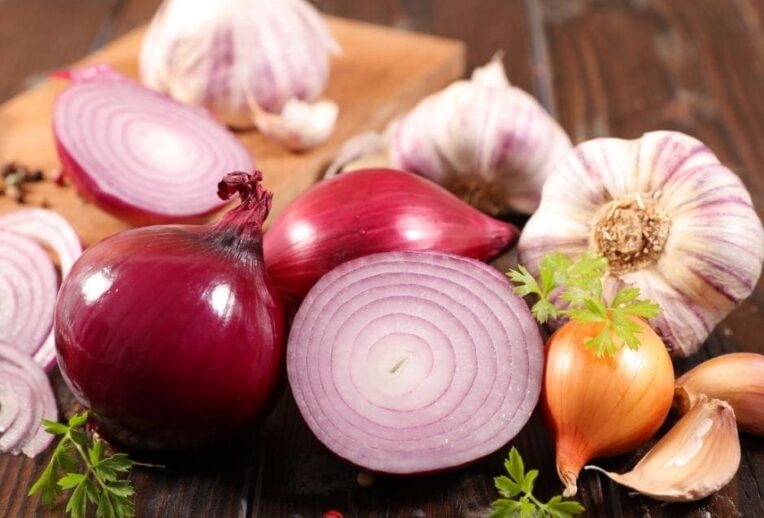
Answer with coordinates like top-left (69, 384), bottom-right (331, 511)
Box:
top-left (327, 56), bottom-right (572, 214)
top-left (586, 396), bottom-right (740, 502)
top-left (675, 352), bottom-right (764, 436)
top-left (141, 0), bottom-right (340, 149)
top-left (518, 130), bottom-right (764, 357)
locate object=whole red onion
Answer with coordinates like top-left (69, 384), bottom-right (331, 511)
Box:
top-left (264, 168), bottom-right (519, 306)
top-left (55, 171), bottom-right (285, 450)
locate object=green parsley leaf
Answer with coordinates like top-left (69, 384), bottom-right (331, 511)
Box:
top-left (28, 411), bottom-right (138, 518)
top-left (507, 251), bottom-right (662, 357)
top-left (491, 448), bottom-right (583, 517)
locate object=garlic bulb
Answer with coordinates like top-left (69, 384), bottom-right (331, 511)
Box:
top-left (586, 397), bottom-right (740, 502)
top-left (327, 56), bottom-right (572, 214)
top-left (518, 131), bottom-right (764, 357)
top-left (140, 0), bottom-right (340, 149)
top-left (675, 352), bottom-right (764, 436)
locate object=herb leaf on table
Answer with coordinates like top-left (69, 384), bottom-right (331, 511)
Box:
top-left (490, 447), bottom-right (584, 518)
top-left (28, 411), bottom-right (136, 518)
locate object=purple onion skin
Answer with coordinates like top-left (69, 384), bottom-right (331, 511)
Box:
top-left (264, 168), bottom-right (519, 307)
top-left (55, 172), bottom-right (285, 450)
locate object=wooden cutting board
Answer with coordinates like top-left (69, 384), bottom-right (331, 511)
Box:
top-left (0, 16), bottom-right (465, 246)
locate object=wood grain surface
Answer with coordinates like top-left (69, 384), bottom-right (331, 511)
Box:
top-left (2, 0), bottom-right (764, 517)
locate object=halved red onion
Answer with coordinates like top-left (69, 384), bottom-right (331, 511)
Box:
top-left (0, 231), bottom-right (57, 359)
top-left (0, 209), bottom-right (83, 369)
top-left (0, 342), bottom-right (58, 457)
top-left (53, 65), bottom-right (253, 225)
top-left (287, 251), bottom-right (543, 474)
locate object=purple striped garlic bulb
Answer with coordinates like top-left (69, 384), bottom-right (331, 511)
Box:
top-left (388, 56), bottom-right (572, 214)
top-left (140, 0), bottom-right (340, 150)
top-left (518, 131), bottom-right (764, 357)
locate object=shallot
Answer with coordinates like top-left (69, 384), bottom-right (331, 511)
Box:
top-left (287, 251), bottom-right (543, 474)
top-left (518, 131), bottom-right (764, 356)
top-left (543, 317), bottom-right (674, 496)
top-left (53, 65), bottom-right (253, 225)
top-left (264, 168), bottom-right (518, 306)
top-left (55, 171), bottom-right (285, 449)
top-left (140, 0), bottom-right (340, 149)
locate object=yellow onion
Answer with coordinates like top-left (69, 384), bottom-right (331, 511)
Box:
top-left (543, 317), bottom-right (674, 496)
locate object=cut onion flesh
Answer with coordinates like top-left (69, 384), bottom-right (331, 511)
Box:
top-left (0, 230), bottom-right (57, 359)
top-left (0, 209), bottom-right (82, 370)
top-left (0, 342), bottom-right (58, 457)
top-left (53, 65), bottom-right (253, 225)
top-left (287, 251), bottom-right (544, 474)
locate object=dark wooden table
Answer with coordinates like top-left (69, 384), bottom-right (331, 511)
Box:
top-left (2, 1), bottom-right (764, 517)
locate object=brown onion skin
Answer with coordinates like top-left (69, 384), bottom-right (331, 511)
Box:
top-left (55, 173), bottom-right (285, 450)
top-left (264, 168), bottom-right (519, 307)
top-left (542, 317), bottom-right (674, 495)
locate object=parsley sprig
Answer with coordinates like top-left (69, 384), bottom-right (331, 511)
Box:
top-left (28, 411), bottom-right (135, 518)
top-left (508, 252), bottom-right (661, 357)
top-left (490, 447), bottom-right (584, 518)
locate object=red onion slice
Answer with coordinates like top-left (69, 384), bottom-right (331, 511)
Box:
top-left (0, 231), bottom-right (57, 358)
top-left (53, 65), bottom-right (253, 225)
top-left (0, 209), bottom-right (83, 369)
top-left (0, 342), bottom-right (58, 457)
top-left (287, 251), bottom-right (543, 474)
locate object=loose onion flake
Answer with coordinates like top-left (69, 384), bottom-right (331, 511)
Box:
top-left (287, 251), bottom-right (543, 474)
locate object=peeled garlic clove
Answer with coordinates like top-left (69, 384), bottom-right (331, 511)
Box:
top-left (140, 0), bottom-right (339, 147)
top-left (586, 397), bottom-right (740, 502)
top-left (675, 352), bottom-right (764, 436)
top-left (388, 55), bottom-right (572, 215)
top-left (518, 131), bottom-right (764, 357)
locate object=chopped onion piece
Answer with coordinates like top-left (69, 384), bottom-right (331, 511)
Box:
top-left (0, 231), bottom-right (57, 359)
top-left (0, 342), bottom-right (57, 457)
top-left (287, 251), bottom-right (543, 474)
top-left (53, 65), bottom-right (253, 225)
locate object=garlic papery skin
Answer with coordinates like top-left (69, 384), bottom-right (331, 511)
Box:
top-left (518, 131), bottom-right (764, 357)
top-left (386, 56), bottom-right (572, 215)
top-left (140, 0), bottom-right (340, 148)
top-left (586, 397), bottom-right (741, 502)
top-left (675, 352), bottom-right (764, 436)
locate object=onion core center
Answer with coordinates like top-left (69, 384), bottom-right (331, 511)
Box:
top-left (592, 193), bottom-right (669, 274)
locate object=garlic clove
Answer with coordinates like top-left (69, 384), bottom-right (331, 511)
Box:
top-left (251, 98), bottom-right (339, 151)
top-left (585, 397), bottom-right (740, 502)
top-left (469, 52), bottom-right (510, 89)
top-left (675, 352), bottom-right (764, 436)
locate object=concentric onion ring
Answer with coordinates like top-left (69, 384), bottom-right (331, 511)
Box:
top-left (0, 231), bottom-right (57, 358)
top-left (0, 342), bottom-right (58, 457)
top-left (287, 251), bottom-right (543, 474)
top-left (0, 208), bottom-right (83, 369)
top-left (53, 66), bottom-right (253, 225)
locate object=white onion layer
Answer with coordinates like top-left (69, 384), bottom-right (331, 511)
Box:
top-left (0, 209), bottom-right (83, 369)
top-left (0, 231), bottom-right (57, 358)
top-left (0, 343), bottom-right (58, 457)
top-left (287, 251), bottom-right (543, 474)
